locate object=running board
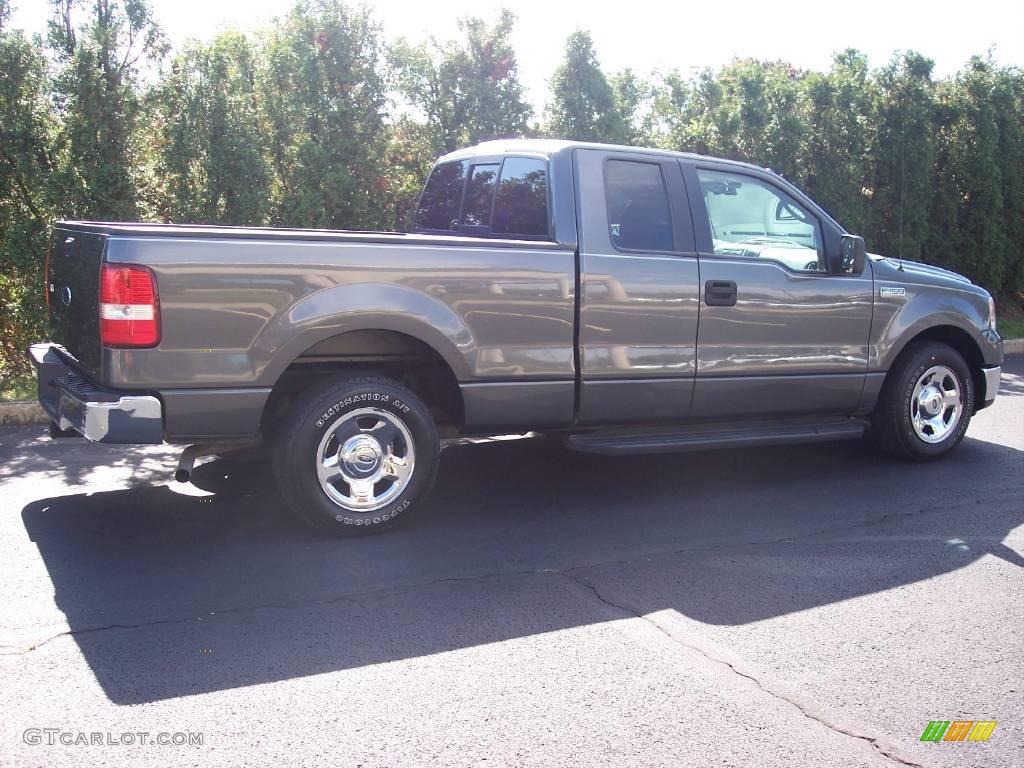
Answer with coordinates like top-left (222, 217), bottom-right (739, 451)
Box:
top-left (564, 419), bottom-right (867, 456)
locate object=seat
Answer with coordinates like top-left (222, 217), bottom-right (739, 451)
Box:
top-left (616, 196), bottom-right (674, 251)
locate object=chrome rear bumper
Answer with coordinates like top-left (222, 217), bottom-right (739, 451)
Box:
top-left (28, 343), bottom-right (163, 443)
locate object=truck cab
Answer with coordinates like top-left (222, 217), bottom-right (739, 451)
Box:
top-left (420, 140), bottom-right (999, 427)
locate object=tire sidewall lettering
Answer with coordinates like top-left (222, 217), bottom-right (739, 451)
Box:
top-left (314, 392), bottom-right (405, 429)
top-left (334, 498), bottom-right (411, 526)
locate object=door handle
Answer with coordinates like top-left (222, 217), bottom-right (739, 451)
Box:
top-left (704, 280), bottom-right (737, 306)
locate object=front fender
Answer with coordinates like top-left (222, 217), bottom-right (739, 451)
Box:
top-left (256, 282), bottom-right (477, 385)
top-left (871, 284), bottom-right (996, 370)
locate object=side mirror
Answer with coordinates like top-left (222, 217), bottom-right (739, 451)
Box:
top-left (838, 234), bottom-right (866, 275)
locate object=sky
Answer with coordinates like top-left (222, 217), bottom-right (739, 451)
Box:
top-left (10, 0), bottom-right (1024, 110)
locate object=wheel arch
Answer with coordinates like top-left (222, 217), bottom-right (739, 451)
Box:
top-left (261, 328), bottom-right (465, 437)
top-left (255, 283), bottom-right (476, 385)
top-left (882, 324), bottom-right (986, 413)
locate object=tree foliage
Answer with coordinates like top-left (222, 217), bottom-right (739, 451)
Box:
top-left (258, 0), bottom-right (389, 229)
top-left (546, 30), bottom-right (625, 143)
top-left (610, 68), bottom-right (657, 146)
top-left (800, 50), bottom-right (876, 236)
top-left (391, 10), bottom-right (531, 155)
top-left (47, 0), bottom-right (167, 220)
top-left (870, 52), bottom-right (937, 260)
top-left (1, 3), bottom-right (1023, 385)
top-left (154, 31), bottom-right (270, 225)
top-left (0, 18), bottom-right (53, 376)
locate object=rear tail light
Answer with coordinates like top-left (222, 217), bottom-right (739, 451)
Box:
top-left (100, 263), bottom-right (161, 347)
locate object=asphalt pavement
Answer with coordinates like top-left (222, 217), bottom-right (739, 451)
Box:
top-left (1, 357), bottom-right (1022, 767)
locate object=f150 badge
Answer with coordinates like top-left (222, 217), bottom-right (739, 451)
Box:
top-left (880, 286), bottom-right (906, 297)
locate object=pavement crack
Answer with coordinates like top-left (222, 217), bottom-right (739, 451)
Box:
top-left (562, 568), bottom-right (925, 768)
top-left (0, 570), bottom-right (551, 656)
top-left (0, 594), bottom-right (367, 655)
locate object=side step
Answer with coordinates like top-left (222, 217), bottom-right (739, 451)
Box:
top-left (564, 419), bottom-right (867, 456)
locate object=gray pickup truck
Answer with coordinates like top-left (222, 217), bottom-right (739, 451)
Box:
top-left (30, 139), bottom-right (1004, 534)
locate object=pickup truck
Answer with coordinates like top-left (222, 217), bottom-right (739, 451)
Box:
top-left (30, 139), bottom-right (1004, 534)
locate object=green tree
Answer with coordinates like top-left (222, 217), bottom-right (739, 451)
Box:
top-left (391, 10), bottom-right (531, 155)
top-left (925, 76), bottom-right (965, 273)
top-left (801, 50), bottom-right (877, 235)
top-left (654, 60), bottom-right (806, 182)
top-left (546, 30), bottom-right (625, 143)
top-left (871, 51), bottom-right (936, 260)
top-left (650, 69), bottom-right (696, 150)
top-left (0, 9), bottom-right (56, 379)
top-left (610, 68), bottom-right (656, 146)
top-left (926, 57), bottom-right (1022, 291)
top-left (378, 117), bottom-right (436, 231)
top-left (47, 0), bottom-right (167, 221)
top-left (707, 59), bottom-right (806, 180)
top-left (153, 31), bottom-right (271, 225)
top-left (990, 65), bottom-right (1024, 296)
top-left (258, 0), bottom-right (389, 229)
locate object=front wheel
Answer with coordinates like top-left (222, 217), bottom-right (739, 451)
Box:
top-left (273, 375), bottom-right (440, 534)
top-left (870, 341), bottom-right (975, 461)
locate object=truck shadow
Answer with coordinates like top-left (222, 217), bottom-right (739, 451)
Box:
top-left (20, 414), bottom-right (1023, 705)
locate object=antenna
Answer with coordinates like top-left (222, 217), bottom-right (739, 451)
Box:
top-left (897, 115), bottom-right (905, 271)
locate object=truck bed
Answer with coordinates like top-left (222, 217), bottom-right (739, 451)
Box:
top-left (43, 220), bottom-right (579, 441)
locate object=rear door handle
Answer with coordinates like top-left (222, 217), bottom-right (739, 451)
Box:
top-left (704, 280), bottom-right (737, 306)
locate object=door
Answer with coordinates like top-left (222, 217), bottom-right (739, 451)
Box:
top-left (684, 162), bottom-right (873, 419)
top-left (575, 149), bottom-right (699, 425)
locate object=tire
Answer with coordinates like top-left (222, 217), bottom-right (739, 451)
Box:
top-left (870, 341), bottom-right (975, 461)
top-left (273, 375), bottom-right (440, 535)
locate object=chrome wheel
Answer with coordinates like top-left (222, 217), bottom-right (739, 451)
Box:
top-left (910, 365), bottom-right (963, 444)
top-left (315, 407), bottom-right (415, 511)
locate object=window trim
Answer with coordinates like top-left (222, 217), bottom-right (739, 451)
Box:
top-left (692, 165), bottom-right (829, 275)
top-left (601, 156), bottom-right (680, 256)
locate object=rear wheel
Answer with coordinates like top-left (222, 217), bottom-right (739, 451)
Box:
top-left (273, 375), bottom-right (440, 534)
top-left (871, 341), bottom-right (974, 461)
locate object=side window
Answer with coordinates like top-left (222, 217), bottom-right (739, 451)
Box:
top-left (697, 169), bottom-right (825, 272)
top-left (605, 160), bottom-right (674, 251)
top-left (415, 161), bottom-right (466, 232)
top-left (461, 163), bottom-right (499, 227)
top-left (492, 157), bottom-right (549, 238)
top-left (416, 156), bottom-right (550, 238)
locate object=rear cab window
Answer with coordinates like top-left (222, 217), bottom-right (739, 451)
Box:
top-left (415, 161), bottom-right (466, 232)
top-left (462, 164), bottom-right (500, 229)
top-left (414, 156), bottom-right (550, 240)
top-left (492, 158), bottom-right (549, 237)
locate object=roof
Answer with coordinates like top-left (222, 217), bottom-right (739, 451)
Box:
top-left (437, 138), bottom-right (770, 173)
